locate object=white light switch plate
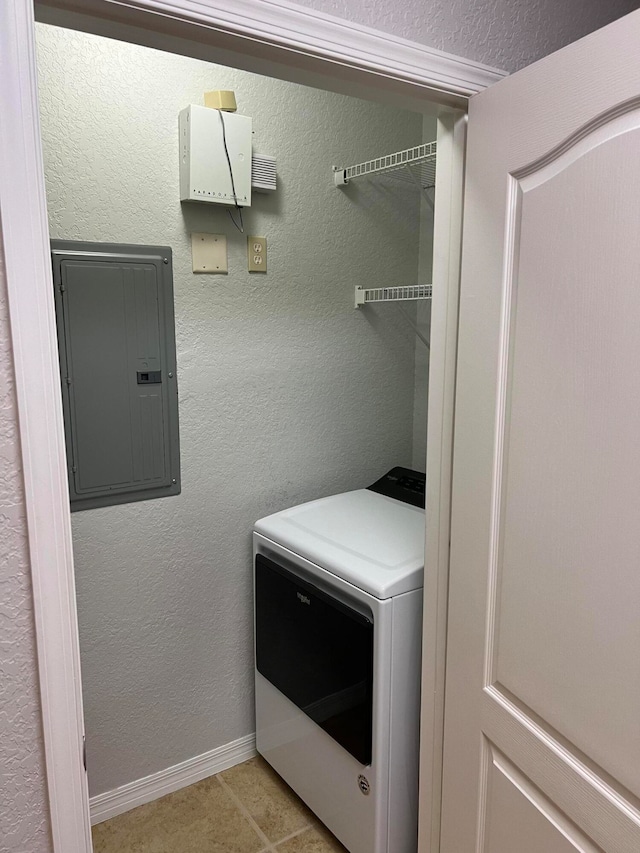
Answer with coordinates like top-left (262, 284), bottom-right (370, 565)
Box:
top-left (192, 233), bottom-right (228, 273)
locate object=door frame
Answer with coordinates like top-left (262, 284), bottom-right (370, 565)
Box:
top-left (0, 2), bottom-right (504, 850)
top-left (418, 108), bottom-right (467, 853)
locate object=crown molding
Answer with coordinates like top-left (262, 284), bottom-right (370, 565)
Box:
top-left (36, 0), bottom-right (507, 107)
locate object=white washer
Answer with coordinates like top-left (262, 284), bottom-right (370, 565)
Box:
top-left (253, 468), bottom-right (425, 853)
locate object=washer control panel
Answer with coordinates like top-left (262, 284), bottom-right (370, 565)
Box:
top-left (367, 466), bottom-right (425, 509)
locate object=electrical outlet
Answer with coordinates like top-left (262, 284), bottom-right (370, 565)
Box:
top-left (248, 236), bottom-right (267, 273)
top-left (191, 233), bottom-right (228, 274)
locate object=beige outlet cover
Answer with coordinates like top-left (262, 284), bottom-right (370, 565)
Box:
top-left (247, 236), bottom-right (267, 273)
top-left (192, 233), bottom-right (228, 274)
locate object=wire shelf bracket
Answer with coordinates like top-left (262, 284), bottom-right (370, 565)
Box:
top-left (333, 142), bottom-right (437, 197)
top-left (354, 284), bottom-right (433, 309)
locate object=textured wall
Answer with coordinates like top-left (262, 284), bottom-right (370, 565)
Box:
top-left (292, 0), bottom-right (640, 71)
top-left (36, 24), bottom-right (424, 796)
top-left (0, 235), bottom-right (52, 849)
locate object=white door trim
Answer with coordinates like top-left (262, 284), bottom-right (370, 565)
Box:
top-left (36, 0), bottom-right (505, 109)
top-left (0, 2), bottom-right (91, 852)
top-left (418, 110), bottom-right (467, 853)
top-left (3, 2), bottom-right (504, 851)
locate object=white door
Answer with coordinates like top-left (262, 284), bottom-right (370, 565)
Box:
top-left (440, 10), bottom-right (640, 853)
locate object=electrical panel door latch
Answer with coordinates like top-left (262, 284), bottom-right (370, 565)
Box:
top-left (137, 370), bottom-right (162, 384)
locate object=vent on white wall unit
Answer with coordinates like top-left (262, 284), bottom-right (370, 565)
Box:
top-left (252, 154), bottom-right (277, 193)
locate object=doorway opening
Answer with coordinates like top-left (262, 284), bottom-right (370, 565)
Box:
top-left (34, 18), bottom-right (440, 852)
top-left (4, 0), bottom-right (496, 849)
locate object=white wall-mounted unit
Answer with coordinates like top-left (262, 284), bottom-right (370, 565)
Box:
top-left (252, 153), bottom-right (277, 193)
top-left (179, 105), bottom-right (252, 206)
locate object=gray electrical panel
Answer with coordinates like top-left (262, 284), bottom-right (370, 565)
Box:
top-left (51, 241), bottom-right (180, 511)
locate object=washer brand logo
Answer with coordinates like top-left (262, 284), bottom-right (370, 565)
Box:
top-left (358, 774), bottom-right (371, 795)
top-left (296, 592), bottom-right (311, 605)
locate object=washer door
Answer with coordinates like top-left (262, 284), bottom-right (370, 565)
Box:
top-left (255, 554), bottom-right (374, 765)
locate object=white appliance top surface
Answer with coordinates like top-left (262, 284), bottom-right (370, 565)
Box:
top-left (254, 489), bottom-right (425, 599)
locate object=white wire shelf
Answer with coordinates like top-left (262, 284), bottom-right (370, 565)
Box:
top-left (334, 142), bottom-right (437, 192)
top-left (355, 285), bottom-right (433, 308)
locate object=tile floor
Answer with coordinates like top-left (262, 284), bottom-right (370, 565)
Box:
top-left (92, 756), bottom-right (348, 853)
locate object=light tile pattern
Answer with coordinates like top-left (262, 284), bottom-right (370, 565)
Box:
top-left (92, 756), bottom-right (347, 853)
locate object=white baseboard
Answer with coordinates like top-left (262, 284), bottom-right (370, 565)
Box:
top-left (90, 733), bottom-right (257, 825)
